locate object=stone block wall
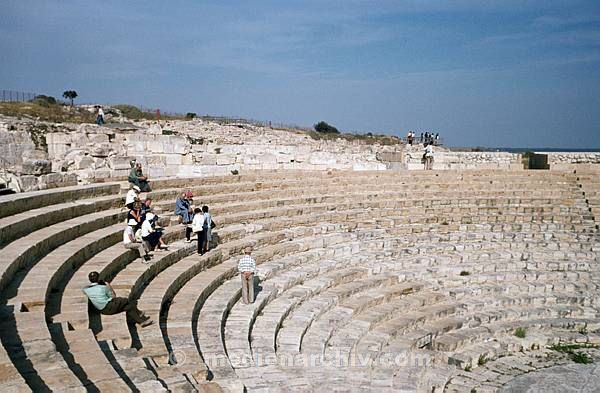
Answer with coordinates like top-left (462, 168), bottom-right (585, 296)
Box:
top-left (545, 152), bottom-right (600, 170)
top-left (405, 149), bottom-right (521, 170)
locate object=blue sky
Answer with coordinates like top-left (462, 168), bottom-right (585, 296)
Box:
top-left (1, 0), bottom-right (600, 148)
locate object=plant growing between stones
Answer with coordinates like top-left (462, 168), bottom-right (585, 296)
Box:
top-left (460, 271), bottom-right (471, 276)
top-left (550, 342), bottom-right (598, 364)
top-left (514, 327), bottom-right (527, 338)
top-left (477, 355), bottom-right (488, 366)
top-left (572, 352), bottom-right (593, 364)
top-left (464, 364), bottom-right (472, 372)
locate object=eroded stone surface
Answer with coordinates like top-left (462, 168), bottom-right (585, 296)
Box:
top-left (501, 363), bottom-right (600, 393)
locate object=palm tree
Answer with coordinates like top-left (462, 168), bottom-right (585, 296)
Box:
top-left (62, 90), bottom-right (78, 106)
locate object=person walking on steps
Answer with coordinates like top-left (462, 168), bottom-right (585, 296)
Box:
top-left (238, 247), bottom-right (257, 304)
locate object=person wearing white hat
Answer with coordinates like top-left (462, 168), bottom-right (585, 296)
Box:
top-left (141, 213), bottom-right (168, 251)
top-left (123, 219), bottom-right (152, 262)
top-left (126, 185), bottom-right (141, 210)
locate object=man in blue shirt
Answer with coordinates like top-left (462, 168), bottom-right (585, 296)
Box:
top-left (83, 271), bottom-right (152, 327)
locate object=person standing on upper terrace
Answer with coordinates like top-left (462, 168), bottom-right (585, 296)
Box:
top-left (424, 142), bottom-right (434, 170)
top-left (83, 271), bottom-right (153, 327)
top-left (129, 162), bottom-right (151, 192)
top-left (238, 247), bottom-right (257, 304)
top-left (96, 106), bottom-right (105, 125)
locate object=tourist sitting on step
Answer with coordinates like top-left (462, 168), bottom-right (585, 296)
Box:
top-left (127, 200), bottom-right (144, 230)
top-left (83, 271), bottom-right (153, 327)
top-left (141, 197), bottom-right (153, 218)
top-left (175, 191), bottom-right (195, 241)
top-left (141, 212), bottom-right (168, 251)
top-left (123, 219), bottom-right (152, 262)
top-left (238, 247), bottom-right (257, 304)
top-left (128, 162), bottom-right (151, 192)
top-left (125, 185), bottom-right (140, 210)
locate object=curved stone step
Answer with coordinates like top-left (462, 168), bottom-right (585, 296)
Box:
top-left (0, 183), bottom-right (120, 220)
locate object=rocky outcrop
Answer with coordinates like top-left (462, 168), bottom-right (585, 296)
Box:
top-left (1, 110), bottom-right (599, 192)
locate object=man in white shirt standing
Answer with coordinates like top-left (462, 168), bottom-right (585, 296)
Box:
top-left (238, 247), bottom-right (257, 304)
top-left (123, 219), bottom-right (152, 262)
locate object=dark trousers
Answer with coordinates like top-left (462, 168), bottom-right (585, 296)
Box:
top-left (186, 226), bottom-right (193, 241)
top-left (101, 297), bottom-right (145, 324)
top-left (143, 232), bottom-right (162, 250)
top-left (129, 179), bottom-right (151, 192)
top-left (197, 230), bottom-right (207, 254)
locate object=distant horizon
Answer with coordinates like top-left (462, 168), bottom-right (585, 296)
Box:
top-left (448, 146), bottom-right (600, 152)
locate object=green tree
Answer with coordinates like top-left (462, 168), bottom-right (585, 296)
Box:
top-left (314, 121), bottom-right (339, 134)
top-left (62, 90), bottom-right (78, 106)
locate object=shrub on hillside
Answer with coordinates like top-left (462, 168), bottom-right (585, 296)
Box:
top-left (186, 112), bottom-right (197, 119)
top-left (314, 121), bottom-right (339, 134)
top-left (31, 95), bottom-right (58, 107)
top-left (114, 104), bottom-right (155, 120)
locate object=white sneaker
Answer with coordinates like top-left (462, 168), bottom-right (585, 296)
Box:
top-left (185, 239), bottom-right (191, 243)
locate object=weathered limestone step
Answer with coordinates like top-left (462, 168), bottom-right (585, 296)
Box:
top-left (321, 288), bottom-right (441, 364)
top-left (227, 261), bottom-right (368, 369)
top-left (0, 221), bottom-right (133, 391)
top-left (443, 344), bottom-right (590, 392)
top-left (353, 301), bottom-right (460, 366)
top-left (166, 228), bottom-right (352, 382)
top-left (0, 340), bottom-right (30, 392)
top-left (11, 223), bottom-right (123, 310)
top-left (0, 207), bottom-right (127, 298)
top-left (94, 241), bottom-right (191, 349)
top-left (146, 171), bottom-right (581, 204)
top-left (50, 225), bottom-right (187, 390)
top-left (0, 194), bottom-right (123, 249)
top-left (138, 226), bottom-right (309, 361)
top-left (188, 187), bottom-right (590, 223)
top-left (0, 182), bottom-right (120, 220)
top-left (291, 274), bottom-right (405, 359)
top-left (56, 328), bottom-right (132, 391)
top-left (0, 312), bottom-right (84, 391)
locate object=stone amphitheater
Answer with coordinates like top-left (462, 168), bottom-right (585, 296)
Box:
top-left (1, 166), bottom-right (600, 393)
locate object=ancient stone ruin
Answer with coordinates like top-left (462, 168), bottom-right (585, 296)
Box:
top-left (0, 110), bottom-right (599, 392)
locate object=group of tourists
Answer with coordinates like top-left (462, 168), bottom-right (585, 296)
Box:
top-left (175, 191), bottom-right (216, 255)
top-left (406, 131), bottom-right (440, 146)
top-left (83, 161), bottom-right (258, 330)
top-left (124, 184), bottom-right (168, 263)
